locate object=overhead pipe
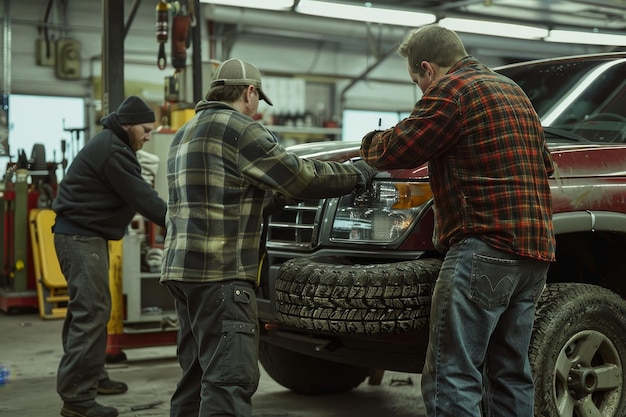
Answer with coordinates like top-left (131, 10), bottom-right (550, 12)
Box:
top-left (123, 0), bottom-right (142, 40)
top-left (201, 5), bottom-right (410, 44)
top-left (339, 42), bottom-right (399, 113)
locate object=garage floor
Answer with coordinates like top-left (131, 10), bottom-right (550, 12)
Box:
top-left (0, 311), bottom-right (426, 417)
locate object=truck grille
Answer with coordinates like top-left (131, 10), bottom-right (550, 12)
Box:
top-left (266, 200), bottom-right (324, 249)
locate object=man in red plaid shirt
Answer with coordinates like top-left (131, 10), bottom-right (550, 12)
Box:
top-left (361, 25), bottom-right (555, 417)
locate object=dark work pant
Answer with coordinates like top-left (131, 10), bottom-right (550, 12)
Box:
top-left (163, 280), bottom-right (260, 417)
top-left (55, 233), bottom-right (112, 405)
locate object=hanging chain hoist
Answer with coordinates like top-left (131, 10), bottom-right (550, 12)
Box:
top-left (156, 0), bottom-right (170, 70)
top-left (156, 1), bottom-right (195, 72)
top-left (170, 1), bottom-right (193, 73)
top-left (157, 1), bottom-right (196, 107)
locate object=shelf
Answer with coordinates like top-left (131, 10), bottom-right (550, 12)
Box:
top-left (122, 233), bottom-right (174, 323)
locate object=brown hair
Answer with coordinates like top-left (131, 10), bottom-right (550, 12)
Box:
top-left (205, 85), bottom-right (247, 103)
top-left (398, 25), bottom-right (468, 76)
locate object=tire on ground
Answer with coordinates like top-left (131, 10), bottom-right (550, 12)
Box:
top-left (259, 340), bottom-right (369, 395)
top-left (275, 256), bottom-right (442, 334)
top-left (530, 283), bottom-right (626, 417)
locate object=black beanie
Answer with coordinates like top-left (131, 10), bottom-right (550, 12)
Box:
top-left (115, 96), bottom-right (156, 125)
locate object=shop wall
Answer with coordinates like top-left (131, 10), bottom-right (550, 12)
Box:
top-left (3, 0), bottom-right (607, 117)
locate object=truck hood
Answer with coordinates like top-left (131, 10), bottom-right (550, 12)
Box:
top-left (286, 141), bottom-right (626, 180)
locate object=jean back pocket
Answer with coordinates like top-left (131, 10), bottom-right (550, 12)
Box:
top-left (468, 253), bottom-right (518, 309)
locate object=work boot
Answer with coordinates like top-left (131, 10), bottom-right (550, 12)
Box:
top-left (60, 402), bottom-right (118, 417)
top-left (97, 378), bottom-right (128, 395)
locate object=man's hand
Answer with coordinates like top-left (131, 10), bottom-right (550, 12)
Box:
top-left (352, 160), bottom-right (379, 195)
top-left (263, 192), bottom-right (300, 217)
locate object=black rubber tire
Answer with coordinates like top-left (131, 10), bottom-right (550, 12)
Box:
top-left (530, 283), bottom-right (626, 417)
top-left (275, 256), bottom-right (442, 334)
top-left (259, 340), bottom-right (369, 395)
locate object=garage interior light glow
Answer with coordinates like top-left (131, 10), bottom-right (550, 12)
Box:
top-left (439, 18), bottom-right (549, 40)
top-left (545, 29), bottom-right (626, 46)
top-left (296, 0), bottom-right (436, 27)
top-left (199, 0), bottom-right (294, 11)
top-left (199, 0), bottom-right (626, 48)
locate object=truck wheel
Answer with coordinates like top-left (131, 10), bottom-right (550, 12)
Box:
top-left (530, 283), bottom-right (626, 417)
top-left (259, 340), bottom-right (369, 395)
top-left (275, 256), bottom-right (442, 334)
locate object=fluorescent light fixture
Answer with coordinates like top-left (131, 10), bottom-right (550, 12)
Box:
top-left (199, 0), bottom-right (294, 11)
top-left (296, 0), bottom-right (436, 27)
top-left (545, 29), bottom-right (626, 46)
top-left (439, 18), bottom-right (548, 40)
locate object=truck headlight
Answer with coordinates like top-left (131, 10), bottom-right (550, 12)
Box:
top-left (330, 181), bottom-right (433, 243)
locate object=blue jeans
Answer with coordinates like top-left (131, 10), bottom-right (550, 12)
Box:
top-left (421, 237), bottom-right (549, 417)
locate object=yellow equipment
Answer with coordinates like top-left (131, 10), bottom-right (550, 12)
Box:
top-left (28, 208), bottom-right (69, 319)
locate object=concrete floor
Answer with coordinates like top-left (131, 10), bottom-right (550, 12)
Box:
top-left (0, 311), bottom-right (427, 417)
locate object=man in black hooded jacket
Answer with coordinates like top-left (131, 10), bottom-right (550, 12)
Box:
top-left (52, 96), bottom-right (166, 417)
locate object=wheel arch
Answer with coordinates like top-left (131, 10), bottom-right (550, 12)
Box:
top-left (550, 211), bottom-right (626, 299)
top-left (553, 210), bottom-right (626, 235)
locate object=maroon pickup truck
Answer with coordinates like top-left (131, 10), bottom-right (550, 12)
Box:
top-left (257, 52), bottom-right (626, 417)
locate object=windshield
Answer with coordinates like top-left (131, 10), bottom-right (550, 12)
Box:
top-left (498, 56), bottom-right (626, 144)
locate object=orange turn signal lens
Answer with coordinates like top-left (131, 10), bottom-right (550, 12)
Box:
top-left (391, 183), bottom-right (433, 209)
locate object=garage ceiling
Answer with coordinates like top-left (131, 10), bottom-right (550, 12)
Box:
top-left (196, 0), bottom-right (625, 109)
top-left (204, 0), bottom-right (625, 67)
top-left (342, 0), bottom-right (626, 31)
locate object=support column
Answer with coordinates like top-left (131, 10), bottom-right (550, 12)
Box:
top-left (191, 0), bottom-right (202, 103)
top-left (1, 0), bottom-right (11, 157)
top-left (102, 0), bottom-right (125, 115)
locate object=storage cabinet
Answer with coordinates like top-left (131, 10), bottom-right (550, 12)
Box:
top-left (121, 231), bottom-right (174, 326)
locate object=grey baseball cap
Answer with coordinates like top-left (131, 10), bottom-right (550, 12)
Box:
top-left (209, 58), bottom-right (273, 106)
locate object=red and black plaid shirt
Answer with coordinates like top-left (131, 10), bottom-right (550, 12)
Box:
top-left (361, 57), bottom-right (555, 262)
